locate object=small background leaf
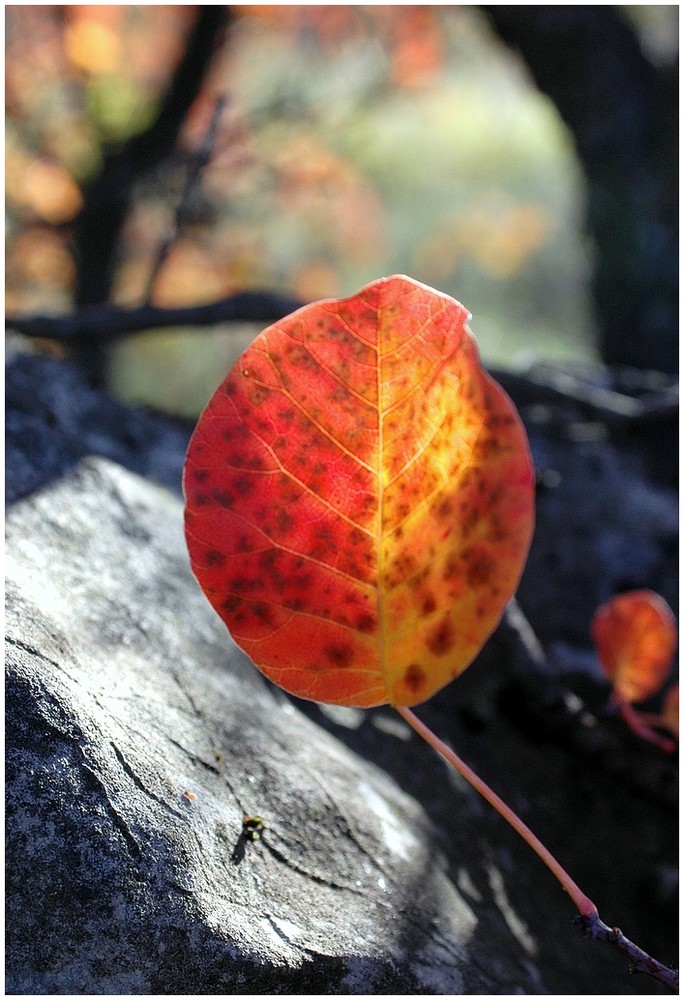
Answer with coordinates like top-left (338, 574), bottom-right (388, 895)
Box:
top-left (184, 275), bottom-right (535, 707)
top-left (591, 590), bottom-right (677, 704)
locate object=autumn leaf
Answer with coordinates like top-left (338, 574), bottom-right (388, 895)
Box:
top-left (591, 590), bottom-right (677, 704)
top-left (184, 274), bottom-right (535, 707)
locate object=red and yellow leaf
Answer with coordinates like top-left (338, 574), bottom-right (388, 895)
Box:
top-left (183, 275), bottom-right (535, 707)
top-left (591, 590), bottom-right (677, 704)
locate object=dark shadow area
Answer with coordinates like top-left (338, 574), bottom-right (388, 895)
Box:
top-left (481, 5), bottom-right (678, 375)
top-left (5, 351), bottom-right (191, 507)
top-left (291, 665), bottom-right (677, 994)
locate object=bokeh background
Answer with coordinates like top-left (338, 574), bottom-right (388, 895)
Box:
top-left (6, 5), bottom-right (678, 416)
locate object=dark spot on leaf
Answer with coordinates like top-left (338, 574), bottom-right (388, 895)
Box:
top-left (464, 548), bottom-right (496, 587)
top-left (324, 644), bottom-right (354, 668)
top-left (461, 509), bottom-right (479, 538)
top-left (421, 593), bottom-right (437, 616)
top-left (487, 515), bottom-right (507, 543)
top-left (436, 497), bottom-right (453, 519)
top-left (250, 602), bottom-right (273, 624)
top-left (349, 528), bottom-right (365, 546)
top-left (235, 475), bottom-right (254, 496)
top-left (288, 344), bottom-right (319, 372)
top-left (427, 614), bottom-right (456, 656)
top-left (443, 554), bottom-right (460, 581)
top-left (276, 508), bottom-right (294, 534)
top-left (389, 550), bottom-right (417, 586)
top-left (407, 568), bottom-right (428, 591)
top-left (205, 550), bottom-right (226, 567)
top-left (356, 613), bottom-right (376, 633)
top-left (404, 663), bottom-right (426, 693)
top-left (236, 534), bottom-right (252, 553)
top-left (212, 489), bottom-right (233, 508)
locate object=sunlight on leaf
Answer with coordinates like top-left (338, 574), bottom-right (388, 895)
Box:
top-left (591, 590), bottom-right (677, 704)
top-left (184, 275), bottom-right (535, 707)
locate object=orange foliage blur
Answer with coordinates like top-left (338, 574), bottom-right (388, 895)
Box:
top-left (414, 202), bottom-right (552, 280)
top-left (243, 6), bottom-right (444, 85)
top-left (5, 5), bottom-right (197, 311)
top-left (64, 10), bottom-right (123, 75)
top-left (62, 5), bottom-right (193, 85)
top-left (272, 136), bottom-right (388, 266)
top-left (6, 5), bottom-right (565, 328)
top-left (389, 7), bottom-right (445, 88)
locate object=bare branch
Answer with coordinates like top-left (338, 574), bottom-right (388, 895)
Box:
top-left (576, 912), bottom-right (678, 993)
top-left (6, 292), bottom-right (305, 345)
top-left (144, 94), bottom-right (229, 304)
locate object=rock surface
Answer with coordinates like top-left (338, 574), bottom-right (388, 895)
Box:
top-left (7, 457), bottom-right (539, 994)
top-left (6, 351), bottom-right (677, 994)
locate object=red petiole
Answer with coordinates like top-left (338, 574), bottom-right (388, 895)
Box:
top-left (395, 705), bottom-right (678, 993)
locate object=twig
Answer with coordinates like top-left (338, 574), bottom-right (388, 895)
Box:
top-left (494, 366), bottom-right (678, 426)
top-left (611, 693), bottom-right (677, 754)
top-left (143, 95), bottom-right (228, 304)
top-left (6, 292), bottom-right (305, 345)
top-left (576, 912), bottom-right (678, 991)
top-left (395, 704), bottom-right (678, 992)
top-left (72, 6), bottom-right (229, 309)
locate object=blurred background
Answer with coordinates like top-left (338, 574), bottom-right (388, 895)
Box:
top-left (6, 5), bottom-right (678, 417)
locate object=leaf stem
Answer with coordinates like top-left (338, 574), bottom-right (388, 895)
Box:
top-left (612, 693), bottom-right (676, 754)
top-left (396, 705), bottom-right (596, 917)
top-left (395, 705), bottom-right (678, 992)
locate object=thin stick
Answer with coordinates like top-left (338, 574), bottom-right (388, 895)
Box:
top-left (395, 704), bottom-right (678, 992)
top-left (612, 693), bottom-right (676, 754)
top-left (144, 95), bottom-right (227, 304)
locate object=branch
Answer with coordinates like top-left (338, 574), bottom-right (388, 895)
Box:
top-left (495, 366), bottom-right (678, 426)
top-left (480, 5), bottom-right (677, 373)
top-left (144, 94), bottom-right (229, 304)
top-left (576, 912), bottom-right (679, 993)
top-left (6, 292), bottom-right (305, 345)
top-left (72, 6), bottom-right (230, 308)
top-left (396, 705), bottom-right (678, 993)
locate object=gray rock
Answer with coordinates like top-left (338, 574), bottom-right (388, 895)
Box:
top-left (6, 458), bottom-right (537, 995)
